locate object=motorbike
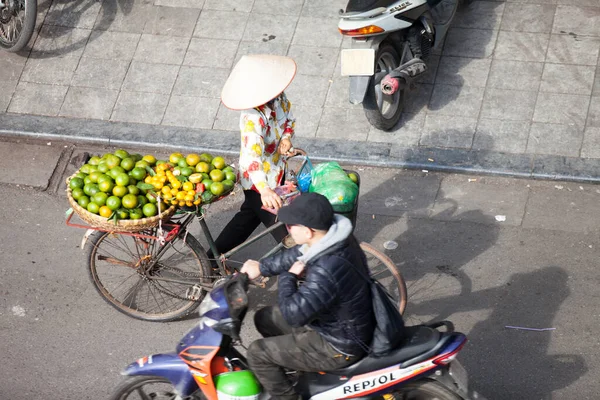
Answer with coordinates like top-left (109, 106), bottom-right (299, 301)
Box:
top-left (111, 273), bottom-right (481, 399)
top-left (338, 0), bottom-right (462, 131)
top-left (0, 0), bottom-right (36, 52)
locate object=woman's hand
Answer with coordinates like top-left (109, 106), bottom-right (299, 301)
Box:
top-left (278, 138), bottom-right (292, 155)
top-left (241, 260), bottom-right (261, 280)
top-left (259, 186), bottom-right (283, 210)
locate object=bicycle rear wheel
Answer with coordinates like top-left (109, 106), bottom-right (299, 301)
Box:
top-left (0, 0), bottom-right (36, 52)
top-left (86, 229), bottom-right (212, 322)
top-left (360, 242), bottom-right (407, 314)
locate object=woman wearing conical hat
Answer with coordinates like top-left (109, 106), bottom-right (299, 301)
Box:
top-left (211, 55), bottom-right (297, 259)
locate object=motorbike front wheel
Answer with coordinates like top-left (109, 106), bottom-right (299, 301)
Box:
top-left (363, 44), bottom-right (404, 131)
top-left (110, 375), bottom-right (206, 400)
top-left (0, 0), bottom-right (36, 52)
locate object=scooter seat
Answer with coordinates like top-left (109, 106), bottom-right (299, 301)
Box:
top-left (329, 325), bottom-right (441, 376)
top-left (346, 0), bottom-right (398, 13)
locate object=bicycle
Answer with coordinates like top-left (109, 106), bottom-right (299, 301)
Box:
top-left (0, 0), bottom-right (36, 52)
top-left (71, 152), bottom-right (408, 322)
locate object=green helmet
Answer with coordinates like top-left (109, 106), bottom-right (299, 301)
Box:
top-left (214, 370), bottom-right (262, 399)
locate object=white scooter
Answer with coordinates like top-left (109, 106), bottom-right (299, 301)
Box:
top-left (338, 0), bottom-right (462, 131)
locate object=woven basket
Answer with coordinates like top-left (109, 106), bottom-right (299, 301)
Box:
top-left (66, 174), bottom-right (176, 233)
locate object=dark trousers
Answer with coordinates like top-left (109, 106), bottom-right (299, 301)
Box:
top-left (247, 306), bottom-right (358, 400)
top-left (209, 190), bottom-right (288, 262)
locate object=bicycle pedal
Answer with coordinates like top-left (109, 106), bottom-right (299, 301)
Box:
top-left (186, 285), bottom-right (203, 301)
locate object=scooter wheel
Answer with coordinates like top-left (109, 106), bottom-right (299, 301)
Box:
top-left (110, 375), bottom-right (206, 400)
top-left (390, 380), bottom-right (461, 399)
top-left (363, 44), bottom-right (404, 131)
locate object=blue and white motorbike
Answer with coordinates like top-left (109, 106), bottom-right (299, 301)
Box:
top-left (338, 0), bottom-right (462, 130)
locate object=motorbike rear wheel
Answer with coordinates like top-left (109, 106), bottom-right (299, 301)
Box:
top-left (390, 380), bottom-right (461, 399)
top-left (110, 375), bottom-right (206, 400)
top-left (0, 0), bottom-right (36, 52)
top-left (363, 44), bottom-right (404, 131)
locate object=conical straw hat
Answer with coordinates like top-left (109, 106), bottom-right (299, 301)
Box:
top-left (221, 55), bottom-right (297, 110)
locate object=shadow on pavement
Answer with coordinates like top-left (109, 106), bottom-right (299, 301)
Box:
top-left (412, 266), bottom-right (587, 399)
top-left (27, 0), bottom-right (129, 58)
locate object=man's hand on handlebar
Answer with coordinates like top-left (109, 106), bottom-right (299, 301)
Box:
top-left (241, 259), bottom-right (261, 280)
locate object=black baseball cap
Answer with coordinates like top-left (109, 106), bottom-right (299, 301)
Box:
top-left (278, 192), bottom-right (334, 231)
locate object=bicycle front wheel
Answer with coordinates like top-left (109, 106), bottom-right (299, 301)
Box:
top-left (0, 0), bottom-right (37, 52)
top-left (360, 242), bottom-right (407, 315)
top-left (86, 229), bottom-right (212, 322)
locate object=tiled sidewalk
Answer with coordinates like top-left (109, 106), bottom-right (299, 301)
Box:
top-left (2, 0), bottom-right (600, 162)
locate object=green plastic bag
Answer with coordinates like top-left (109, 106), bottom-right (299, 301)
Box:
top-left (309, 162), bottom-right (358, 213)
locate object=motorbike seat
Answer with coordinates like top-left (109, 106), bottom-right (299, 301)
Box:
top-left (346, 0), bottom-right (398, 13)
top-left (329, 325), bottom-right (441, 376)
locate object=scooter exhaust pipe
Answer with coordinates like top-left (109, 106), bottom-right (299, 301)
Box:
top-left (381, 58), bottom-right (428, 95)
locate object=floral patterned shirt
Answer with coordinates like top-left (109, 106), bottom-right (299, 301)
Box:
top-left (238, 92), bottom-right (295, 192)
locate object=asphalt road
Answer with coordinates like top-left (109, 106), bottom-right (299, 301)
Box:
top-left (1, 161), bottom-right (599, 399)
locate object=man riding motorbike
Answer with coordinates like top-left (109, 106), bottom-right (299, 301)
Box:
top-left (241, 192), bottom-right (376, 400)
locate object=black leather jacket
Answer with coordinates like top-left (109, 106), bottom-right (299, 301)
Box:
top-left (259, 236), bottom-right (375, 355)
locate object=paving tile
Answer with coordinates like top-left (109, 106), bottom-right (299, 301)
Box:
top-left (285, 74), bottom-right (331, 107)
top-left (428, 85), bottom-right (485, 118)
top-left (540, 64), bottom-right (595, 94)
top-left (94, 0), bottom-right (154, 33)
top-left (0, 81), bottom-right (17, 112)
top-left (325, 76), bottom-right (355, 108)
top-left (501, 4), bottom-right (556, 33)
top-left (404, 84), bottom-right (434, 114)
top-left (443, 28), bottom-right (498, 58)
top-left (358, 173), bottom-right (441, 218)
top-left (494, 31), bottom-right (550, 62)
top-left (20, 55), bottom-right (80, 86)
top-left (44, 0), bottom-right (102, 29)
top-left (487, 59), bottom-right (543, 91)
top-left (435, 56), bottom-right (491, 87)
top-left (553, 6), bottom-right (600, 36)
top-left (585, 96), bottom-right (600, 127)
top-left (184, 38), bottom-right (239, 68)
top-left (527, 122), bottom-right (583, 156)
top-left (473, 118), bottom-right (531, 153)
top-left (133, 34), bottom-right (189, 64)
top-left (122, 62), bottom-right (180, 94)
top-left (288, 105), bottom-right (323, 138)
top-left (234, 40), bottom-right (289, 65)
top-left (0, 53), bottom-right (26, 81)
top-left (204, 0), bottom-right (253, 12)
top-left (523, 186), bottom-right (600, 232)
top-left (252, 0), bottom-right (304, 16)
top-left (111, 91), bottom-right (170, 124)
top-left (154, 0), bottom-right (205, 8)
top-left (8, 82), bottom-right (69, 116)
top-left (162, 96), bottom-right (221, 129)
top-left (481, 89), bottom-right (538, 121)
top-left (368, 112), bottom-right (425, 146)
top-left (581, 127), bottom-right (600, 158)
top-left (594, 66), bottom-right (600, 96)
top-left (194, 10), bottom-right (249, 40)
top-left (31, 25), bottom-right (91, 57)
top-left (287, 45), bottom-right (339, 77)
top-left (421, 115), bottom-right (477, 148)
top-left (546, 34), bottom-right (600, 66)
top-left (431, 177), bottom-right (529, 226)
top-left (71, 57), bottom-right (130, 90)
top-left (243, 12), bottom-right (297, 46)
top-left (59, 87), bottom-right (119, 120)
top-left (533, 93), bottom-right (589, 127)
top-left (213, 103), bottom-right (241, 131)
top-left (453, 1), bottom-right (505, 30)
top-left (83, 31), bottom-right (141, 60)
top-left (144, 6), bottom-right (200, 37)
top-left (172, 66), bottom-right (229, 98)
top-left (316, 107), bottom-right (370, 141)
top-left (302, 0), bottom-right (348, 18)
top-left (292, 17), bottom-right (342, 48)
